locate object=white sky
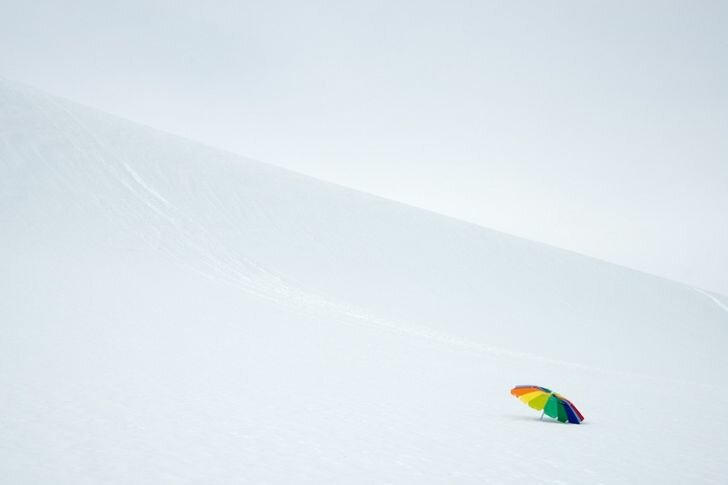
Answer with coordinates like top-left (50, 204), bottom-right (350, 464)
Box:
top-left (2, 0), bottom-right (727, 294)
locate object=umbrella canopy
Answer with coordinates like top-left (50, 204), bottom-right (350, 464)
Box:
top-left (510, 385), bottom-right (585, 424)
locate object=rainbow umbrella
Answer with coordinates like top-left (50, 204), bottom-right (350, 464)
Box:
top-left (510, 385), bottom-right (585, 424)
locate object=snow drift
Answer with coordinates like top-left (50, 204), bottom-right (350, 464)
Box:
top-left (1, 79), bottom-right (727, 483)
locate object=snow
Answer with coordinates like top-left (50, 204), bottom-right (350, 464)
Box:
top-left (1, 79), bottom-right (727, 483)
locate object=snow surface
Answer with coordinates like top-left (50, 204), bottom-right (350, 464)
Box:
top-left (1, 79), bottom-right (727, 483)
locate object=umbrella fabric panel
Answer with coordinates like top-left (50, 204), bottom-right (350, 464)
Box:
top-left (562, 403), bottom-right (580, 423)
top-left (557, 402), bottom-right (568, 422)
top-left (511, 385), bottom-right (551, 396)
top-left (544, 395), bottom-right (560, 418)
top-left (527, 393), bottom-right (550, 410)
top-left (518, 391), bottom-right (545, 405)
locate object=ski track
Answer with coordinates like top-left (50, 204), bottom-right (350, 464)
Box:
top-left (691, 286), bottom-right (728, 316)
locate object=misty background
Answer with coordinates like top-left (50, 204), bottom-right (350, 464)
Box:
top-left (2, 0), bottom-right (726, 295)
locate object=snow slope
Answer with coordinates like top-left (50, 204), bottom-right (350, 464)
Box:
top-left (1, 79), bottom-right (727, 484)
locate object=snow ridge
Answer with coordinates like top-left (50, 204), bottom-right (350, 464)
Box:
top-left (2, 80), bottom-right (727, 484)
